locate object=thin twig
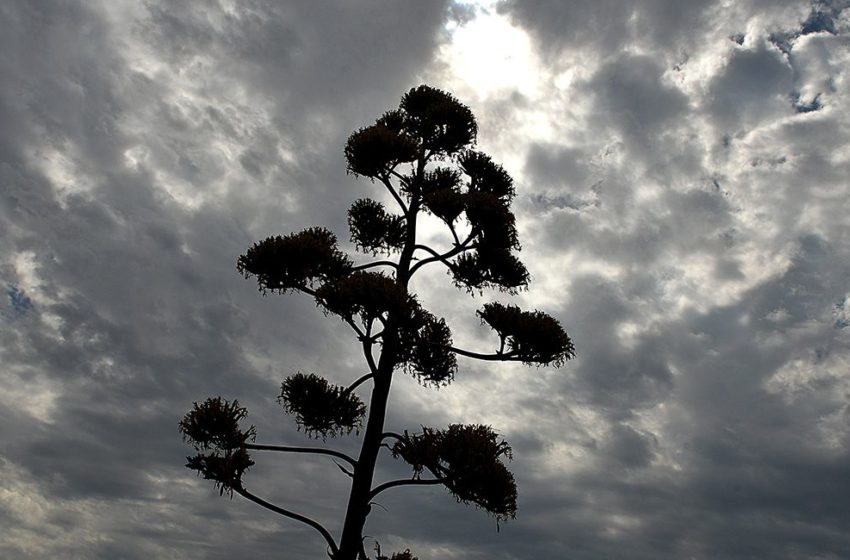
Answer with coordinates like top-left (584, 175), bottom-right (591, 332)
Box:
top-left (381, 432), bottom-right (405, 443)
top-left (409, 243), bottom-right (477, 277)
top-left (344, 317), bottom-right (366, 339)
top-left (298, 285), bottom-right (318, 297)
top-left (362, 339), bottom-right (379, 376)
top-left (334, 461), bottom-right (355, 478)
top-left (447, 222), bottom-right (461, 246)
top-left (380, 175), bottom-right (409, 215)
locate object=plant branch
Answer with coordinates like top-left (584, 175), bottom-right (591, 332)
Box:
top-left (446, 346), bottom-right (520, 362)
top-left (380, 175), bottom-right (408, 215)
top-left (244, 443), bottom-right (357, 468)
top-left (447, 222), bottom-right (461, 246)
top-left (352, 260), bottom-right (398, 272)
top-left (343, 373), bottom-right (374, 396)
top-left (409, 242), bottom-right (477, 277)
top-left (389, 169), bottom-right (411, 190)
top-left (368, 477), bottom-right (445, 500)
top-left (344, 317), bottom-right (367, 340)
top-left (298, 285), bottom-right (318, 297)
top-left (334, 461), bottom-right (354, 478)
top-left (235, 487), bottom-right (338, 556)
top-left (362, 338), bottom-right (379, 376)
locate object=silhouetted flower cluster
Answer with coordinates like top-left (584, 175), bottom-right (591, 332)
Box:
top-left (375, 544), bottom-right (418, 560)
top-left (316, 271), bottom-right (409, 321)
top-left (399, 85), bottom-right (478, 155)
top-left (477, 302), bottom-right (575, 366)
top-left (347, 198), bottom-right (406, 254)
top-left (420, 167), bottom-right (462, 194)
top-left (344, 85), bottom-right (478, 181)
top-left (452, 247), bottom-right (529, 294)
top-left (185, 449), bottom-right (254, 497)
top-left (392, 424), bottom-right (517, 521)
top-left (179, 398), bottom-right (256, 496)
top-left (419, 167), bottom-right (465, 223)
top-left (406, 315), bottom-right (457, 386)
top-left (384, 301), bottom-right (457, 385)
top-left (237, 227), bottom-right (352, 293)
top-left (422, 189), bottom-right (466, 224)
top-left (465, 192), bottom-right (520, 250)
top-left (459, 150), bottom-right (515, 200)
top-left (447, 150), bottom-right (528, 293)
top-left (278, 372), bottom-right (366, 439)
top-left (345, 123), bottom-right (418, 178)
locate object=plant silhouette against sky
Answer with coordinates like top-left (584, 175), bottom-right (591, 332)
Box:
top-left (179, 85), bottom-right (574, 560)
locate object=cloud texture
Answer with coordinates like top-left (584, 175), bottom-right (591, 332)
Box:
top-left (1, 1), bottom-right (849, 558)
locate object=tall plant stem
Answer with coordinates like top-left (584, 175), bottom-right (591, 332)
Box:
top-left (335, 158), bottom-right (423, 560)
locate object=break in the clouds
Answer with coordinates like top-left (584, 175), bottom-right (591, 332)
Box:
top-left (1, 1), bottom-right (849, 559)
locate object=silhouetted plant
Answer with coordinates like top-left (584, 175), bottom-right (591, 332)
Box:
top-left (180, 85), bottom-right (574, 560)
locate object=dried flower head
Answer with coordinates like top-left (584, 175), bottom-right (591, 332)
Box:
top-left (477, 302), bottom-right (575, 366)
top-left (237, 227), bottom-right (352, 293)
top-left (278, 372), bottom-right (366, 439)
top-left (392, 424), bottom-right (517, 521)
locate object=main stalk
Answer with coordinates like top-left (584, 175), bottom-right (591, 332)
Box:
top-left (336, 161), bottom-right (423, 560)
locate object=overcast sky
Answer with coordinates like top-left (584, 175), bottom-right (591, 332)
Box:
top-left (2, 1), bottom-right (850, 558)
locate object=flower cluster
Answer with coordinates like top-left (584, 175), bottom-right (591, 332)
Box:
top-left (347, 198), bottom-right (406, 254)
top-left (345, 123), bottom-right (418, 178)
top-left (477, 302), bottom-right (575, 366)
top-left (399, 85), bottom-right (478, 156)
top-left (315, 271), bottom-right (409, 321)
top-left (392, 424), bottom-right (517, 521)
top-left (405, 314), bottom-right (457, 387)
top-left (375, 545), bottom-right (418, 560)
top-left (278, 372), bottom-right (366, 439)
top-left (344, 85), bottom-right (478, 181)
top-left (179, 398), bottom-right (256, 496)
top-left (452, 247), bottom-right (529, 294)
top-left (237, 227), bottom-right (352, 293)
top-left (458, 150), bottom-right (515, 200)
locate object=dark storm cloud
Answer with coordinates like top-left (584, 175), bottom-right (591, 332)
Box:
top-left (466, 235), bottom-right (850, 560)
top-left (0, 1), bottom-right (451, 558)
top-left (483, 1), bottom-right (850, 558)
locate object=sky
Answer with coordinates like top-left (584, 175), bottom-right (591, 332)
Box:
top-left (1, 0), bottom-right (850, 558)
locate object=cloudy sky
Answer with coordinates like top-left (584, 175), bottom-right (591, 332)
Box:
top-left (2, 1), bottom-right (850, 558)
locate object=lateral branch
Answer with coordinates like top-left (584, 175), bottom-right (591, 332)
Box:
top-left (352, 260), bottom-right (398, 272)
top-left (343, 373), bottom-right (374, 396)
top-left (409, 235), bottom-right (478, 277)
top-left (244, 443), bottom-right (357, 468)
top-left (381, 174), bottom-right (409, 215)
top-left (235, 487), bottom-right (338, 556)
top-left (369, 477), bottom-right (445, 500)
top-left (447, 346), bottom-right (520, 362)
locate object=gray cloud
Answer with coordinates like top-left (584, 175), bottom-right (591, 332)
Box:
top-left (707, 43), bottom-right (795, 132)
top-left (2, 0), bottom-right (850, 559)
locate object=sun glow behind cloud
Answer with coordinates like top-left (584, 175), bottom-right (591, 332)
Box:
top-left (438, 6), bottom-right (541, 101)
